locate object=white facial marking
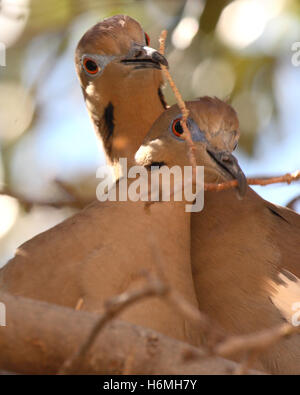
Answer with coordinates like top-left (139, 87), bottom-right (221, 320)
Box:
top-left (135, 145), bottom-right (153, 166)
top-left (85, 83), bottom-right (97, 97)
top-left (135, 139), bottom-right (163, 165)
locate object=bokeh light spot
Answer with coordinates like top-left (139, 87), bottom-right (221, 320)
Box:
top-left (0, 196), bottom-right (19, 238)
top-left (172, 17), bottom-right (199, 50)
top-left (192, 58), bottom-right (235, 98)
top-left (217, 0), bottom-right (286, 49)
top-left (0, 82), bottom-right (35, 142)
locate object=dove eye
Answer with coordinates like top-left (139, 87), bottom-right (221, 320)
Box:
top-left (144, 32), bottom-right (150, 46)
top-left (171, 118), bottom-right (184, 139)
top-left (83, 57), bottom-right (100, 75)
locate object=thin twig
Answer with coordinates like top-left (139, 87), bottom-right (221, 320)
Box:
top-left (75, 298), bottom-right (84, 311)
top-left (0, 187), bottom-right (86, 209)
top-left (204, 170), bottom-right (300, 192)
top-left (159, 30), bottom-right (197, 181)
top-left (214, 323), bottom-right (299, 359)
top-left (159, 30), bottom-right (167, 56)
top-left (58, 277), bottom-right (167, 374)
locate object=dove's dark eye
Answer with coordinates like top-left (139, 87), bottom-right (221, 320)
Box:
top-left (83, 57), bottom-right (99, 75)
top-left (144, 32), bottom-right (150, 46)
top-left (171, 118), bottom-right (184, 138)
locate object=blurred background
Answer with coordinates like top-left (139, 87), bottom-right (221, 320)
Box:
top-left (0, 0), bottom-right (299, 266)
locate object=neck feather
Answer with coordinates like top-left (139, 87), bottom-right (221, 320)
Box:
top-left (90, 80), bottom-right (167, 171)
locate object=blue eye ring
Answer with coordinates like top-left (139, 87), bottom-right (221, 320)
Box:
top-left (169, 115), bottom-right (208, 143)
top-left (171, 117), bottom-right (185, 138)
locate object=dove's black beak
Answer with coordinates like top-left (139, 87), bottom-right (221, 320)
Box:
top-left (206, 148), bottom-right (247, 198)
top-left (121, 43), bottom-right (168, 70)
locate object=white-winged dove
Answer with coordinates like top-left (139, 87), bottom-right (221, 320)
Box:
top-left (136, 97), bottom-right (300, 374)
top-left (169, 98), bottom-right (300, 374)
top-left (75, 15), bottom-right (168, 173)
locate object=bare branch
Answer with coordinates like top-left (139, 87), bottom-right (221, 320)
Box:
top-left (58, 277), bottom-right (167, 374)
top-left (0, 290), bottom-right (264, 375)
top-left (214, 323), bottom-right (300, 359)
top-left (0, 186), bottom-right (89, 210)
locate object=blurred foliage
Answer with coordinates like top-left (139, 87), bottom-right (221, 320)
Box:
top-left (0, 0), bottom-right (299, 264)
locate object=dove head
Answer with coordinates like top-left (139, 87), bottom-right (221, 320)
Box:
top-left (75, 15), bottom-right (168, 165)
top-left (135, 97), bottom-right (247, 197)
top-left (75, 15), bottom-right (167, 102)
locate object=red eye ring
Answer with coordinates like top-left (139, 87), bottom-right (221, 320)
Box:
top-left (144, 32), bottom-right (150, 46)
top-left (172, 118), bottom-right (184, 138)
top-left (83, 57), bottom-right (99, 74)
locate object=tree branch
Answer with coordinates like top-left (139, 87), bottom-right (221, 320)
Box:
top-left (0, 290), bottom-right (264, 375)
